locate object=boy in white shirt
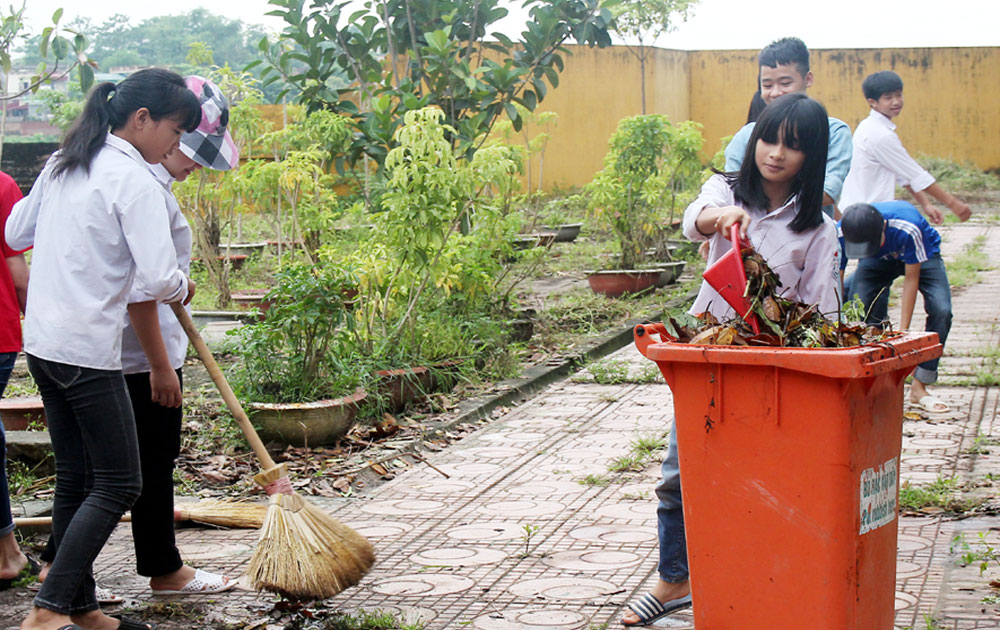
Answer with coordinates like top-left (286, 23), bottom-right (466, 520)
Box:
top-left (839, 70), bottom-right (971, 223)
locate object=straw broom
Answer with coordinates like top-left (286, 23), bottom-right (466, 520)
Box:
top-left (174, 499), bottom-right (268, 529)
top-left (14, 501), bottom-right (267, 530)
top-left (170, 302), bottom-right (375, 599)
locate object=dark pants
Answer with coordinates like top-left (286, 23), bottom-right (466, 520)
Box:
top-left (28, 355), bottom-right (141, 615)
top-left (126, 369), bottom-right (184, 578)
top-left (40, 369), bottom-right (185, 579)
top-left (846, 255), bottom-right (952, 384)
top-left (0, 351), bottom-right (18, 537)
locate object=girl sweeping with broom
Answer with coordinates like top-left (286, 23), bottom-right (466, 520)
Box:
top-left (33, 76), bottom-right (241, 600)
top-left (7, 69), bottom-right (199, 630)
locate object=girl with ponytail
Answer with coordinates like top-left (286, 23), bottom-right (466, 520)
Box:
top-left (7, 68), bottom-right (200, 630)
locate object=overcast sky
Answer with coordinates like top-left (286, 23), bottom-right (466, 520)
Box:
top-left (21, 0), bottom-right (1000, 50)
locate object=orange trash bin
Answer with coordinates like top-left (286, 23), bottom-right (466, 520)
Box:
top-left (633, 324), bottom-right (942, 630)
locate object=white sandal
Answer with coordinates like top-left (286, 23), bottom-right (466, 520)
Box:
top-left (151, 568), bottom-right (234, 595)
top-left (96, 584), bottom-right (124, 604)
top-left (29, 582), bottom-right (122, 604)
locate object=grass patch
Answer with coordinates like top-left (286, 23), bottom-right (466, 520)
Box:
top-left (4, 378), bottom-right (38, 398)
top-left (947, 235), bottom-right (993, 289)
top-left (579, 474), bottom-right (611, 486)
top-left (917, 154), bottom-right (1000, 194)
top-left (632, 433), bottom-right (667, 457)
top-left (316, 609), bottom-right (427, 630)
top-left (952, 531), bottom-right (1000, 576)
top-left (899, 476), bottom-right (981, 513)
top-left (606, 431), bottom-right (669, 474)
top-left (579, 360), bottom-right (667, 385)
top-left (587, 359), bottom-right (630, 384)
top-left (6, 460), bottom-right (53, 498)
top-left (608, 454), bottom-right (644, 472)
top-left (976, 364), bottom-right (1000, 387)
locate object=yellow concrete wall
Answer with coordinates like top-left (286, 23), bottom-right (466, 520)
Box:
top-left (689, 47), bottom-right (1000, 174)
top-left (251, 46), bottom-right (1000, 189)
top-left (501, 45), bottom-right (690, 191)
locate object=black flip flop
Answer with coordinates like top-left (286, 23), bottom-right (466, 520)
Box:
top-left (624, 592), bottom-right (693, 626)
top-left (113, 615), bottom-right (158, 630)
top-left (0, 555), bottom-right (40, 591)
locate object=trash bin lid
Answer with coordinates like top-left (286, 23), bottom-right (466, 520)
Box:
top-left (639, 330), bottom-right (942, 379)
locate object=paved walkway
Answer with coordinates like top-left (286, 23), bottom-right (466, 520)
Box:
top-left (6, 223), bottom-right (999, 630)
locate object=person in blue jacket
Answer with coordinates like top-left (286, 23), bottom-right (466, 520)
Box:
top-left (839, 201), bottom-right (952, 412)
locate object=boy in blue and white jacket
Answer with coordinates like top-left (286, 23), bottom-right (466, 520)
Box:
top-left (839, 200), bottom-right (951, 412)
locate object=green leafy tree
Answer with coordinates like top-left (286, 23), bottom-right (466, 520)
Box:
top-left (1, 3), bottom-right (94, 160)
top-left (18, 10), bottom-right (265, 75)
top-left (493, 103), bottom-right (558, 193)
top-left (253, 0), bottom-right (614, 176)
top-left (612, 0), bottom-right (697, 113)
top-left (353, 107), bottom-right (521, 353)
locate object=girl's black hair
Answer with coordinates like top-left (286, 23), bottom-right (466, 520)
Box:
top-left (746, 90), bottom-right (766, 124)
top-left (53, 68), bottom-right (201, 177)
top-left (729, 92), bottom-right (829, 233)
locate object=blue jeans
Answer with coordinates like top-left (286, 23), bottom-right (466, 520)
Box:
top-left (654, 424), bottom-right (688, 582)
top-left (0, 351), bottom-right (18, 537)
top-left (27, 355), bottom-right (142, 615)
top-left (845, 255), bottom-right (951, 384)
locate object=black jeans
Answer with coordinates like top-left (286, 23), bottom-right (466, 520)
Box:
top-left (127, 369), bottom-right (184, 578)
top-left (40, 370), bottom-right (185, 579)
top-left (28, 354), bottom-right (142, 615)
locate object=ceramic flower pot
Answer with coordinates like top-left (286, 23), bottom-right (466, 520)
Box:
top-left (249, 388), bottom-right (367, 447)
top-left (587, 269), bottom-right (662, 298)
top-left (0, 396), bottom-right (46, 431)
top-left (544, 223), bottom-right (583, 243)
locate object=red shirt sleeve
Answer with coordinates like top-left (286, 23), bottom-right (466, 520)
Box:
top-left (0, 172), bottom-right (25, 258)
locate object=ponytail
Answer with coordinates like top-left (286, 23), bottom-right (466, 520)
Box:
top-left (53, 68), bottom-right (202, 177)
top-left (53, 83), bottom-right (115, 178)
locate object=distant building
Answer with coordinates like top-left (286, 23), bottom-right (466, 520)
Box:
top-left (1, 68), bottom-right (70, 97)
top-left (94, 72), bottom-right (129, 84)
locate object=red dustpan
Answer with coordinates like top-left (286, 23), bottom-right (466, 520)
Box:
top-left (702, 224), bottom-right (761, 334)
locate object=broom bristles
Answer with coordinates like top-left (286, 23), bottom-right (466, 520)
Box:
top-left (247, 465), bottom-right (376, 599)
top-left (175, 500), bottom-right (268, 529)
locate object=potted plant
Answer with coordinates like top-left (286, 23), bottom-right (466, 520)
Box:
top-left (585, 115), bottom-right (703, 298)
top-left (540, 194), bottom-right (587, 243)
top-left (228, 262), bottom-right (369, 447)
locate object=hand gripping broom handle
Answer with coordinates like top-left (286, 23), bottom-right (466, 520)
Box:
top-left (170, 301), bottom-right (277, 471)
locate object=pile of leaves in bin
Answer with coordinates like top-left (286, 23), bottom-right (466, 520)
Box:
top-left (666, 249), bottom-right (893, 348)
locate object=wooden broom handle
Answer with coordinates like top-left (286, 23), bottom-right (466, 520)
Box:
top-left (170, 302), bottom-right (277, 470)
top-left (15, 514), bottom-right (131, 527)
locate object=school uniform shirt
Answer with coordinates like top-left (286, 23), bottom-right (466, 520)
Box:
top-left (836, 200), bottom-right (941, 271)
top-left (838, 110), bottom-right (936, 210)
top-left (683, 174), bottom-right (841, 320)
top-left (0, 171), bottom-right (26, 353)
top-left (724, 116), bottom-right (853, 204)
top-left (6, 134), bottom-right (188, 371)
top-left (120, 162), bottom-right (192, 374)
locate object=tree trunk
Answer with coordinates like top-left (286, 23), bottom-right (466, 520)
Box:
top-left (639, 47), bottom-right (647, 115)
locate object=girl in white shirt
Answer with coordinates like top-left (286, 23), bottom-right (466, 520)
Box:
top-left (685, 92), bottom-right (841, 319)
top-left (625, 93), bottom-right (839, 627)
top-left (7, 68), bottom-right (199, 630)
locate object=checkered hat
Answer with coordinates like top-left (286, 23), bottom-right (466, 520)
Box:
top-left (180, 76), bottom-right (239, 171)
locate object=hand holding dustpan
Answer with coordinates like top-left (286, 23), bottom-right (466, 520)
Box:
top-left (702, 223), bottom-right (761, 334)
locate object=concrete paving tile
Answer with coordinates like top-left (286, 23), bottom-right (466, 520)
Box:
top-left (62, 223), bottom-right (1000, 628)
